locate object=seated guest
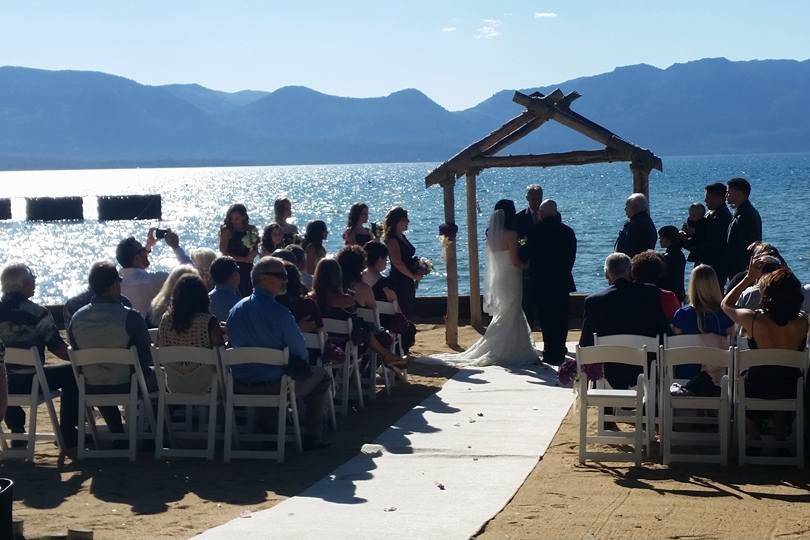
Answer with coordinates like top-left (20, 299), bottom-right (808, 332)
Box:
top-left (117, 228), bottom-right (192, 316)
top-left (671, 264), bottom-right (735, 390)
top-left (631, 250), bottom-right (681, 320)
top-left (189, 248), bottom-right (217, 291)
top-left (343, 203), bottom-right (373, 246)
top-left (736, 255), bottom-right (782, 309)
top-left (64, 264), bottom-right (132, 326)
top-left (658, 225), bottom-right (686, 302)
top-left (208, 256), bottom-right (242, 322)
top-left (336, 245), bottom-right (378, 309)
top-left (146, 265), bottom-right (198, 327)
top-left (226, 256), bottom-right (331, 449)
top-left (271, 248), bottom-right (297, 265)
top-left (302, 220), bottom-right (328, 275)
top-left (286, 244), bottom-right (312, 290)
top-left (276, 262), bottom-right (322, 333)
top-left (580, 253), bottom-right (669, 390)
top-left (310, 258), bottom-right (406, 369)
top-left (157, 274), bottom-right (225, 393)
top-left (722, 263), bottom-right (808, 439)
top-left (725, 242), bottom-right (785, 293)
top-left (0, 263), bottom-right (79, 448)
top-left (260, 223), bottom-right (285, 257)
top-left (68, 261), bottom-right (156, 434)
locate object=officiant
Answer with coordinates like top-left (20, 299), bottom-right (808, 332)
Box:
top-left (527, 199), bottom-right (577, 366)
top-left (516, 184), bottom-right (543, 326)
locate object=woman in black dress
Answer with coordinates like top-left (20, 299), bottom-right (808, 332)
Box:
top-left (303, 220), bottom-right (328, 275)
top-left (218, 204), bottom-right (258, 297)
top-left (343, 203), bottom-right (373, 246)
top-left (383, 206), bottom-right (421, 318)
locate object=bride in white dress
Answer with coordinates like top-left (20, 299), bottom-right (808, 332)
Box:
top-left (434, 199), bottom-right (539, 367)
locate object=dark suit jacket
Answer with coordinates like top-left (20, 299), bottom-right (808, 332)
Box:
top-left (515, 208), bottom-right (538, 264)
top-left (685, 205), bottom-right (732, 275)
top-left (726, 200), bottom-right (762, 277)
top-left (615, 211), bottom-right (657, 258)
top-left (579, 279), bottom-right (670, 348)
top-left (528, 214), bottom-right (576, 293)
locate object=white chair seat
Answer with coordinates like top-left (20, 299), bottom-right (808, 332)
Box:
top-left (586, 389), bottom-right (637, 399)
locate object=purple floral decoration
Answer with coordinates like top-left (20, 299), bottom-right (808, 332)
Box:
top-left (556, 359), bottom-right (604, 387)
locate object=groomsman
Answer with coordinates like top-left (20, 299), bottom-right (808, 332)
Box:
top-left (516, 184), bottom-right (543, 328)
top-left (684, 182), bottom-right (732, 286)
top-left (725, 177), bottom-right (762, 280)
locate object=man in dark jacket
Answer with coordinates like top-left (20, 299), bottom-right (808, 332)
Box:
top-left (528, 200), bottom-right (576, 365)
top-left (579, 253), bottom-right (670, 389)
top-left (725, 177), bottom-right (762, 279)
top-left (684, 182), bottom-right (732, 286)
top-left (516, 184), bottom-right (542, 327)
top-left (615, 193), bottom-right (656, 258)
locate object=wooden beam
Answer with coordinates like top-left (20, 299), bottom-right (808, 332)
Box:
top-left (630, 160), bottom-right (652, 199)
top-left (470, 149), bottom-right (626, 169)
top-left (481, 115), bottom-right (548, 157)
top-left (465, 172), bottom-right (482, 329)
top-left (442, 181), bottom-right (459, 346)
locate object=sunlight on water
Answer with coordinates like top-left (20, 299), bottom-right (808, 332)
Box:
top-left (1, 155), bottom-right (808, 305)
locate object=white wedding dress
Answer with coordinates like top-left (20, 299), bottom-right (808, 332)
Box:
top-left (432, 210), bottom-right (539, 367)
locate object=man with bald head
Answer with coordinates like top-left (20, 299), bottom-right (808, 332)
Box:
top-left (615, 193), bottom-right (657, 258)
top-left (527, 199), bottom-right (577, 365)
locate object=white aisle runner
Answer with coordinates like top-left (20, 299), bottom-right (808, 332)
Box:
top-left (197, 363), bottom-right (573, 540)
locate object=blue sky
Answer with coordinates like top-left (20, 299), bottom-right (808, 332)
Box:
top-left (1, 1), bottom-right (807, 110)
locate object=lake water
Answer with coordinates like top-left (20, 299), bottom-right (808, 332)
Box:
top-left (0, 154), bottom-right (808, 305)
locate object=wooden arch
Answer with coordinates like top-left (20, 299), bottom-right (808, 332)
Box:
top-left (425, 89), bottom-right (663, 345)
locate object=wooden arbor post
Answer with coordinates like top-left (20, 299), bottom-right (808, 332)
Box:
top-left (630, 160), bottom-right (652, 200)
top-left (442, 181), bottom-right (459, 346)
top-left (465, 170), bottom-right (482, 329)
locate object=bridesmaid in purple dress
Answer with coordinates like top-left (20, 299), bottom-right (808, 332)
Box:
top-left (383, 206), bottom-right (421, 318)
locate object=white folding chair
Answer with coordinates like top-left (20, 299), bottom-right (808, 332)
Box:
top-left (302, 330), bottom-right (337, 429)
top-left (0, 347), bottom-right (65, 460)
top-left (376, 300), bottom-right (409, 384)
top-left (735, 349), bottom-right (807, 467)
top-left (356, 306), bottom-right (392, 399)
top-left (661, 346), bottom-right (733, 465)
top-left (148, 328), bottom-right (159, 343)
top-left (68, 346), bottom-right (156, 461)
top-left (221, 347), bottom-right (302, 463)
top-left (152, 345), bottom-right (220, 460)
top-left (577, 344), bottom-right (647, 466)
top-left (322, 318), bottom-right (364, 416)
top-left (593, 334), bottom-right (659, 453)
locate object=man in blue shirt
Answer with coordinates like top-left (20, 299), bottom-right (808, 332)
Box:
top-left (227, 256), bottom-right (331, 449)
top-left (208, 256), bottom-right (243, 322)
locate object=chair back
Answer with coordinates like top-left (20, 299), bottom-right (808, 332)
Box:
top-left (323, 317), bottom-right (352, 336)
top-left (148, 328), bottom-right (159, 343)
top-left (376, 301), bottom-right (398, 315)
top-left (736, 348), bottom-right (809, 372)
top-left (220, 347), bottom-right (289, 368)
top-left (663, 346), bottom-right (733, 369)
top-left (355, 307), bottom-right (380, 327)
top-left (3, 347), bottom-right (40, 367)
top-left (577, 344), bottom-right (647, 367)
top-left (152, 346), bottom-right (219, 368)
top-left (302, 330), bottom-right (326, 353)
top-left (69, 347), bottom-right (139, 369)
top-left (665, 333), bottom-right (728, 350)
top-left (594, 333), bottom-right (659, 351)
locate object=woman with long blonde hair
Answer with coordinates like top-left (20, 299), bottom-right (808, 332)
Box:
top-left (146, 264), bottom-right (198, 327)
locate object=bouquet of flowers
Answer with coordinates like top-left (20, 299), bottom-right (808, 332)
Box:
top-left (416, 257), bottom-right (434, 276)
top-left (438, 222), bottom-right (458, 249)
top-left (370, 222), bottom-right (383, 239)
top-left (242, 226), bottom-right (260, 251)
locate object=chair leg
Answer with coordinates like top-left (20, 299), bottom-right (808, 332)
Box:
top-left (156, 396), bottom-right (166, 459)
top-left (578, 393), bottom-right (587, 465)
top-left (634, 396), bottom-right (643, 467)
top-left (27, 396), bottom-right (38, 461)
top-left (207, 384), bottom-right (218, 461)
top-left (720, 400), bottom-right (729, 467)
top-left (289, 385), bottom-right (302, 453)
top-left (277, 393), bottom-right (287, 464)
top-left (77, 387), bottom-right (86, 460)
top-left (44, 392), bottom-right (65, 451)
top-left (663, 394), bottom-right (671, 466)
top-left (341, 359), bottom-right (350, 416)
top-left (224, 397), bottom-right (233, 463)
top-left (737, 400), bottom-right (746, 466)
top-left (353, 353), bottom-right (364, 409)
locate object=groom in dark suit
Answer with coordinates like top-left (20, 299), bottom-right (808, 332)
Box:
top-left (516, 184), bottom-right (543, 327)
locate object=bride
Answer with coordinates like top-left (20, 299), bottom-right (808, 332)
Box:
top-left (434, 199), bottom-right (539, 366)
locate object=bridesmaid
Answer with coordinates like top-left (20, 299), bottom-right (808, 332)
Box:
top-left (273, 197), bottom-right (299, 246)
top-left (343, 203), bottom-right (373, 246)
top-left (260, 223), bottom-right (285, 256)
top-left (302, 220), bottom-right (328, 275)
top-left (383, 206), bottom-right (421, 318)
top-left (218, 203), bottom-right (258, 297)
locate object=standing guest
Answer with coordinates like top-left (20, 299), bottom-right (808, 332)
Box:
top-left (302, 220), bottom-right (328, 276)
top-left (527, 199), bottom-right (576, 366)
top-left (615, 193), bottom-right (657, 258)
top-left (0, 263), bottom-right (79, 448)
top-left (276, 262), bottom-right (322, 333)
top-left (383, 206), bottom-right (422, 318)
top-left (515, 184), bottom-right (543, 327)
top-left (189, 248), bottom-right (217, 291)
top-left (725, 177), bottom-right (762, 280)
top-left (260, 223), bottom-right (285, 257)
top-left (685, 182), bottom-right (733, 286)
top-left (146, 265), bottom-right (198, 328)
top-left (208, 256), bottom-right (242, 323)
top-left (286, 244), bottom-right (312, 289)
top-left (226, 256), bottom-right (331, 450)
top-left (631, 250), bottom-right (681, 320)
top-left (219, 204), bottom-right (259, 298)
top-left (273, 197), bottom-right (299, 246)
top-left (579, 253), bottom-right (670, 390)
top-left (157, 274), bottom-right (225, 393)
top-left (117, 228), bottom-right (192, 316)
top-left (64, 264), bottom-right (132, 327)
top-left (343, 203), bottom-right (373, 246)
top-left (68, 261), bottom-right (155, 435)
top-left (670, 264), bottom-right (735, 390)
top-left (722, 263), bottom-right (808, 439)
top-left (658, 225), bottom-right (686, 302)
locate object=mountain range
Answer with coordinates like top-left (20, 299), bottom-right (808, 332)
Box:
top-left (1, 57), bottom-right (809, 170)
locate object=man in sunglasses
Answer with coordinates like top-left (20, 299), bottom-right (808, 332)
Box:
top-left (226, 256), bottom-right (332, 450)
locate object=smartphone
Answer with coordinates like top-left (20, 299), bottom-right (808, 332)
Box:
top-left (155, 228), bottom-right (169, 240)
